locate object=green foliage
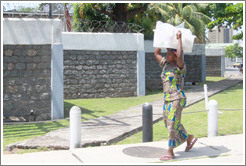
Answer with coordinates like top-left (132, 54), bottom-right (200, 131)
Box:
top-left (150, 3), bottom-right (211, 43)
top-left (72, 3), bottom-right (109, 32)
top-left (72, 3), bottom-right (150, 33)
top-left (72, 3), bottom-right (213, 40)
top-left (207, 3), bottom-right (243, 40)
top-left (17, 7), bottom-right (37, 13)
top-left (225, 43), bottom-right (243, 58)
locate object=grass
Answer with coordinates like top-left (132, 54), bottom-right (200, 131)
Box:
top-left (205, 76), bottom-right (226, 84)
top-left (64, 91), bottom-right (163, 119)
top-left (115, 82), bottom-right (243, 145)
top-left (3, 119), bottom-right (70, 152)
top-left (3, 88), bottom-right (164, 152)
top-left (2, 76), bottom-right (240, 153)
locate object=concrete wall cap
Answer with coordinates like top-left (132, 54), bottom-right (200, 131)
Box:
top-left (3, 18), bottom-right (62, 44)
top-left (62, 32), bottom-right (144, 51)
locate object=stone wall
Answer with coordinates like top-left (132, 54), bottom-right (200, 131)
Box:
top-left (145, 53), bottom-right (162, 90)
top-left (205, 48), bottom-right (225, 77)
top-left (206, 56), bottom-right (221, 76)
top-left (64, 50), bottom-right (137, 99)
top-left (3, 44), bottom-right (51, 121)
top-left (145, 53), bottom-right (203, 90)
top-left (144, 41), bottom-right (205, 90)
top-left (185, 55), bottom-right (202, 82)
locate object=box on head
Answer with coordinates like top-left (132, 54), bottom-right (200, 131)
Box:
top-left (153, 21), bottom-right (196, 53)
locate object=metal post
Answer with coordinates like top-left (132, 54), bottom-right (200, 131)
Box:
top-left (49, 3), bottom-right (52, 18)
top-left (208, 100), bottom-right (218, 137)
top-left (70, 106), bottom-right (81, 149)
top-left (142, 103), bottom-right (153, 142)
top-left (204, 84), bottom-right (208, 110)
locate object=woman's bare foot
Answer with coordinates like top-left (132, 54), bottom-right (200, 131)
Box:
top-left (160, 149), bottom-right (175, 161)
top-left (185, 135), bottom-right (198, 152)
top-left (187, 134), bottom-right (194, 145)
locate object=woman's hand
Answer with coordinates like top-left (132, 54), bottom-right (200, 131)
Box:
top-left (176, 30), bottom-right (183, 68)
top-left (176, 31), bottom-right (182, 40)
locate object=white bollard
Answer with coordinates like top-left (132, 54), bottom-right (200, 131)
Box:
top-left (70, 106), bottom-right (81, 149)
top-left (204, 84), bottom-right (208, 110)
top-left (208, 100), bottom-right (218, 137)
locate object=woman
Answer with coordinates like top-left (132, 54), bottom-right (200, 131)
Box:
top-left (154, 31), bottom-right (198, 161)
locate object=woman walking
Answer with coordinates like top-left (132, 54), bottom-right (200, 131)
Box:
top-left (154, 31), bottom-right (198, 161)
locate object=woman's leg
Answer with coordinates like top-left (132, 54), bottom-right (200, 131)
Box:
top-left (161, 101), bottom-right (175, 160)
top-left (166, 99), bottom-right (189, 147)
top-left (161, 100), bottom-right (186, 160)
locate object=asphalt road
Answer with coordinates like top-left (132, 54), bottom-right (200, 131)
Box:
top-left (224, 67), bottom-right (242, 76)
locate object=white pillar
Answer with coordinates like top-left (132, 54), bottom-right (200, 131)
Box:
top-left (204, 84), bottom-right (208, 110)
top-left (208, 99), bottom-right (218, 137)
top-left (51, 44), bottom-right (64, 120)
top-left (221, 49), bottom-right (225, 77)
top-left (137, 50), bottom-right (145, 96)
top-left (137, 34), bottom-right (145, 96)
top-left (70, 106), bottom-right (81, 149)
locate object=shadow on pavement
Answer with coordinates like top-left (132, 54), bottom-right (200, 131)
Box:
top-left (174, 145), bottom-right (231, 160)
top-left (121, 144), bottom-right (230, 161)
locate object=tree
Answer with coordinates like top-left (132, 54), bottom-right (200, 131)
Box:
top-left (225, 43), bottom-right (243, 58)
top-left (206, 3), bottom-right (243, 40)
top-left (72, 3), bottom-right (151, 34)
top-left (73, 3), bottom-right (149, 22)
top-left (150, 3), bottom-right (211, 43)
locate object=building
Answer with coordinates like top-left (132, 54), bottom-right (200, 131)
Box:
top-left (208, 26), bottom-right (233, 43)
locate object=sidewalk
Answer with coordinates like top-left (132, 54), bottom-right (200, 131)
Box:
top-left (2, 134), bottom-right (245, 164)
top-left (5, 78), bottom-right (243, 151)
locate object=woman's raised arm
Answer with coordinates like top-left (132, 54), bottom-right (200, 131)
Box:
top-left (176, 31), bottom-right (184, 68)
top-left (154, 48), bottom-right (163, 63)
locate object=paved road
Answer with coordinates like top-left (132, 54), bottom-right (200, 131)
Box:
top-left (225, 67), bottom-right (241, 75)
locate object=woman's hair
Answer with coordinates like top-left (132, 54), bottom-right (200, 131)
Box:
top-left (170, 48), bottom-right (177, 52)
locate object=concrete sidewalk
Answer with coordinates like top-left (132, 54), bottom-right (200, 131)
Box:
top-left (2, 134), bottom-right (245, 164)
top-left (5, 78), bottom-right (243, 151)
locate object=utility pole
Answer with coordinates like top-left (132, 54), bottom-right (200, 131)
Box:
top-left (49, 3), bottom-right (52, 18)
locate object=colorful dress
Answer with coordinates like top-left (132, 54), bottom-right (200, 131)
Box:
top-left (159, 57), bottom-right (188, 149)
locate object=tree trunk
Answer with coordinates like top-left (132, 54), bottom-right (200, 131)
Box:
top-left (112, 4), bottom-right (128, 22)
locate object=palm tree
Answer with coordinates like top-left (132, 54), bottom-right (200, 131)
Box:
top-left (150, 3), bottom-right (211, 43)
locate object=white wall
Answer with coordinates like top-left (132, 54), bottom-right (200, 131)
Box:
top-left (205, 48), bottom-right (225, 56)
top-left (62, 32), bottom-right (144, 51)
top-left (3, 18), bottom-right (62, 44)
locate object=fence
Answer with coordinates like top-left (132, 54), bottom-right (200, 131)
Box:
top-left (71, 19), bottom-right (144, 33)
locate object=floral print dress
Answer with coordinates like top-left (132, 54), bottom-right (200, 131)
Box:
top-left (159, 57), bottom-right (188, 149)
